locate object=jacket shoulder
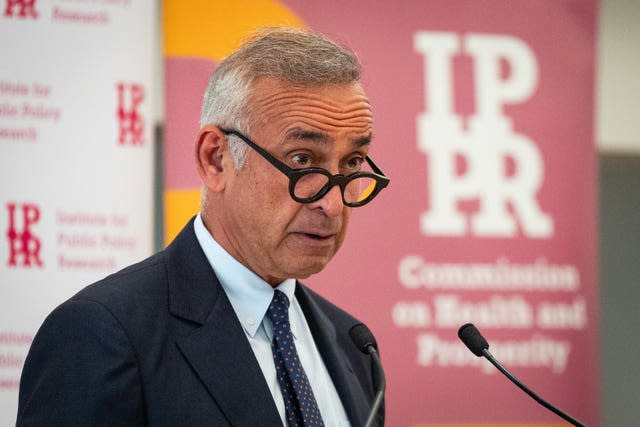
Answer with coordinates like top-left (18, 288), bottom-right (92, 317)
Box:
top-left (72, 250), bottom-right (167, 308)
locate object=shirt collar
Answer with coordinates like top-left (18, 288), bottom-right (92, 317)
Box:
top-left (193, 214), bottom-right (297, 337)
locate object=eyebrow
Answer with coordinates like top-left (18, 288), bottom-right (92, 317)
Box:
top-left (285, 128), bottom-right (372, 147)
top-left (353, 134), bottom-right (372, 147)
top-left (286, 129), bottom-right (330, 144)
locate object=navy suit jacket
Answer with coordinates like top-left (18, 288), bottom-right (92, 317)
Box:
top-left (17, 219), bottom-right (384, 426)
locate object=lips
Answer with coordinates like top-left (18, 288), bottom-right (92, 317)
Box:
top-left (289, 230), bottom-right (337, 247)
top-left (302, 231), bottom-right (334, 240)
top-left (288, 218), bottom-right (343, 248)
top-left (296, 231), bottom-right (335, 240)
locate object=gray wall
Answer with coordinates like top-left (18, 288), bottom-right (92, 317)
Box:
top-left (600, 155), bottom-right (640, 426)
top-left (597, 1), bottom-right (640, 425)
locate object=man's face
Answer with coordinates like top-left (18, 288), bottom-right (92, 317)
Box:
top-left (215, 78), bottom-right (374, 285)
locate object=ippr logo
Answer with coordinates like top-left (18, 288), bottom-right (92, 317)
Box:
top-left (414, 32), bottom-right (553, 239)
top-left (116, 82), bottom-right (145, 146)
top-left (6, 203), bottom-right (43, 268)
top-left (3, 0), bottom-right (38, 19)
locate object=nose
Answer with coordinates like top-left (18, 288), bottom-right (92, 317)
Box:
top-left (309, 184), bottom-right (345, 217)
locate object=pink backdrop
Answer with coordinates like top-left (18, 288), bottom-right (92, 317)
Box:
top-left (163, 1), bottom-right (600, 425)
top-left (290, 1), bottom-right (600, 425)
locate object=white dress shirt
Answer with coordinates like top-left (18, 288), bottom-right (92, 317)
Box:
top-left (194, 215), bottom-right (350, 426)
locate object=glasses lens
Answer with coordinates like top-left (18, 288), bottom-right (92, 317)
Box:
top-left (293, 172), bottom-right (330, 201)
top-left (345, 176), bottom-right (378, 204)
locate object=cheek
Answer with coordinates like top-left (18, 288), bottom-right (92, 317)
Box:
top-left (238, 174), bottom-right (298, 232)
top-left (338, 211), bottom-right (351, 241)
top-left (324, 210), bottom-right (351, 256)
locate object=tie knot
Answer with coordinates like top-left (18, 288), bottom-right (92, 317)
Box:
top-left (267, 289), bottom-right (290, 326)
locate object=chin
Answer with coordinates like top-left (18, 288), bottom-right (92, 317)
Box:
top-left (289, 258), bottom-right (332, 280)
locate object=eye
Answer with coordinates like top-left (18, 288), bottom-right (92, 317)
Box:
top-left (290, 153), bottom-right (312, 168)
top-left (345, 156), bottom-right (365, 172)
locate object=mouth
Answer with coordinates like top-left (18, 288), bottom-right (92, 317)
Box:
top-left (288, 218), bottom-right (342, 248)
top-left (299, 232), bottom-right (334, 241)
top-left (290, 231), bottom-right (336, 246)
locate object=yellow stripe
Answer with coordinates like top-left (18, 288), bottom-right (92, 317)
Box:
top-left (164, 189), bottom-right (201, 245)
top-left (163, 0), bottom-right (305, 61)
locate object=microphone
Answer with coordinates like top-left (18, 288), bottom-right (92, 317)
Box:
top-left (349, 323), bottom-right (385, 427)
top-left (457, 323), bottom-right (586, 427)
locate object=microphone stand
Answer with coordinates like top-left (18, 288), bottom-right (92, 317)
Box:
top-left (364, 345), bottom-right (385, 427)
top-left (482, 348), bottom-right (586, 427)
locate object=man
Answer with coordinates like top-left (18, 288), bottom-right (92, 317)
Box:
top-left (17, 27), bottom-right (389, 426)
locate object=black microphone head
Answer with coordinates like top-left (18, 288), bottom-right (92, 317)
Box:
top-left (349, 323), bottom-right (377, 354)
top-left (458, 323), bottom-right (489, 357)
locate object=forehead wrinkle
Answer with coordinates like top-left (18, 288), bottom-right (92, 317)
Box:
top-left (280, 113), bottom-right (372, 132)
top-left (258, 98), bottom-right (372, 122)
top-left (248, 80), bottom-right (374, 149)
top-left (255, 88), bottom-right (371, 113)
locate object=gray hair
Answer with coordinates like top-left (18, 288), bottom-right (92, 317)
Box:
top-left (200, 27), bottom-right (362, 168)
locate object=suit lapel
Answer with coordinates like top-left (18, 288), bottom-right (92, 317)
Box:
top-left (175, 291), bottom-right (281, 426)
top-left (296, 285), bottom-right (370, 427)
top-left (164, 220), bottom-right (281, 426)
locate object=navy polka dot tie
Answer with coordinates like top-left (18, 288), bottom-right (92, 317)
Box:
top-left (267, 290), bottom-right (325, 427)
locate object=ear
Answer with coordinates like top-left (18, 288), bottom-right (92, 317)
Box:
top-left (195, 125), bottom-right (230, 192)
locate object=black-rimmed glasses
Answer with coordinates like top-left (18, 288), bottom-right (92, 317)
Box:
top-left (220, 129), bottom-right (389, 207)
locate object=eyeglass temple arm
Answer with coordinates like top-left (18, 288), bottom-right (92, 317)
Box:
top-left (365, 156), bottom-right (389, 180)
top-left (219, 128), bottom-right (294, 176)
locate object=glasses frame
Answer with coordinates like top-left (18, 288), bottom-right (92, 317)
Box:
top-left (220, 128), bottom-right (389, 207)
